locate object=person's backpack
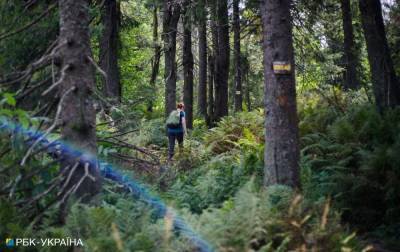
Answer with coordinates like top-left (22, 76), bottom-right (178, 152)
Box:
top-left (166, 110), bottom-right (181, 129)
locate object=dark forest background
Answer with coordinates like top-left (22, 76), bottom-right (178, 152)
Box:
top-left (0, 0), bottom-right (400, 251)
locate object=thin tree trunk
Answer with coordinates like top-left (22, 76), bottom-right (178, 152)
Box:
top-left (214, 0), bottom-right (230, 120)
top-left (207, 54), bottom-right (215, 127)
top-left (182, 0), bottom-right (194, 129)
top-left (163, 0), bottom-right (180, 118)
top-left (246, 82), bottom-right (251, 111)
top-left (233, 0), bottom-right (242, 112)
top-left (58, 0), bottom-right (101, 207)
top-left (359, 0), bottom-right (400, 110)
top-left (198, 0), bottom-right (208, 118)
top-left (261, 0), bottom-right (300, 187)
top-left (99, 0), bottom-right (121, 103)
top-left (244, 65), bottom-right (251, 111)
top-left (341, 0), bottom-right (359, 90)
top-left (148, 6), bottom-right (161, 112)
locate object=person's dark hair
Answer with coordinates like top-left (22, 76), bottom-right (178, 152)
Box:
top-left (177, 103), bottom-right (184, 109)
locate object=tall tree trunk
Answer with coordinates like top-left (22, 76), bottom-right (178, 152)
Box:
top-left (244, 64), bottom-right (251, 111)
top-left (58, 0), bottom-right (101, 206)
top-left (182, 0), bottom-right (194, 129)
top-left (233, 0), bottom-right (242, 112)
top-left (261, 0), bottom-right (300, 187)
top-left (341, 0), bottom-right (359, 90)
top-left (148, 6), bottom-right (161, 112)
top-left (197, 0), bottom-right (208, 119)
top-left (245, 81), bottom-right (251, 111)
top-left (99, 0), bottom-right (121, 103)
top-left (214, 0), bottom-right (230, 120)
top-left (163, 0), bottom-right (180, 117)
top-left (359, 0), bottom-right (400, 110)
top-left (207, 54), bottom-right (215, 127)
top-left (210, 1), bottom-right (219, 123)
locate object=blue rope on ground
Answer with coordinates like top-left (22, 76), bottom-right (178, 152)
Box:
top-left (0, 119), bottom-right (214, 252)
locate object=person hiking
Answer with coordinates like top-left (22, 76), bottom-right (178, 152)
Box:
top-left (166, 103), bottom-right (187, 160)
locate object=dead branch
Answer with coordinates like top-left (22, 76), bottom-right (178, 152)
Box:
top-left (0, 4), bottom-right (57, 41)
top-left (102, 129), bottom-right (139, 139)
top-left (93, 88), bottom-right (114, 108)
top-left (98, 138), bottom-right (159, 163)
top-left (96, 117), bottom-right (124, 127)
top-left (33, 96), bottom-right (58, 117)
top-left (0, 39), bottom-right (63, 87)
top-left (17, 171), bottom-right (65, 207)
top-left (29, 193), bottom-right (63, 227)
top-left (58, 182), bottom-right (78, 207)
top-left (0, 147), bottom-right (11, 160)
top-left (0, 54), bottom-right (52, 86)
top-left (0, 158), bottom-right (61, 194)
top-left (110, 152), bottom-right (159, 166)
top-left (58, 162), bottom-right (79, 196)
top-left (16, 76), bottom-right (52, 101)
top-left (71, 162), bottom-right (96, 195)
top-left (30, 137), bottom-right (61, 158)
top-left (57, 162), bottom-right (97, 207)
top-left (20, 86), bottom-right (76, 166)
top-left (42, 64), bottom-right (70, 96)
top-left (87, 56), bottom-right (108, 82)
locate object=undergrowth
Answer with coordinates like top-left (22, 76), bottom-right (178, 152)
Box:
top-left (2, 90), bottom-right (400, 251)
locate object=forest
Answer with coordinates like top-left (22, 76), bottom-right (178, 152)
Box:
top-left (0, 0), bottom-right (399, 251)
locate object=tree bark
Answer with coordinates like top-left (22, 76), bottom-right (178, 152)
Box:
top-left (341, 0), bottom-right (359, 90)
top-left (233, 0), bottom-right (242, 112)
top-left (243, 61), bottom-right (251, 111)
top-left (182, 0), bottom-right (194, 129)
top-left (359, 0), bottom-right (400, 110)
top-left (99, 0), bottom-right (121, 103)
top-left (209, 0), bottom-right (219, 124)
top-left (214, 0), bottom-right (230, 120)
top-left (58, 0), bottom-right (101, 204)
top-left (148, 6), bottom-right (161, 112)
top-left (207, 54), bottom-right (215, 127)
top-left (163, 0), bottom-right (181, 117)
top-left (261, 0), bottom-right (300, 187)
top-left (197, 0), bottom-right (208, 119)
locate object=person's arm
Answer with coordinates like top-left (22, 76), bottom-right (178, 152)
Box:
top-left (182, 117), bottom-right (187, 135)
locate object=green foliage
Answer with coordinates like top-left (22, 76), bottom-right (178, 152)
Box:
top-left (15, 191), bottom-right (188, 252)
top-left (190, 118), bottom-right (209, 140)
top-left (170, 155), bottom-right (243, 212)
top-left (119, 0), bottom-right (156, 110)
top-left (170, 138), bottom-right (206, 170)
top-left (0, 1), bottom-right (58, 73)
top-left (294, 0), bottom-right (369, 91)
top-left (166, 111), bottom-right (265, 213)
top-left (0, 93), bottom-right (61, 216)
top-left (134, 118), bottom-right (167, 147)
top-left (0, 200), bottom-right (27, 238)
top-left (4, 0), bottom-right (400, 249)
top-left (386, 1), bottom-right (400, 75)
top-left (204, 111), bottom-right (264, 154)
top-left (169, 144), bottom-right (264, 213)
top-left (182, 181), bottom-right (361, 251)
top-left (301, 104), bottom-right (400, 244)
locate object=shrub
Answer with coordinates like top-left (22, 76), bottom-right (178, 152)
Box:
top-left (169, 143), bottom-right (264, 213)
top-left (182, 181), bottom-right (362, 252)
top-left (33, 193), bottom-right (189, 252)
top-left (301, 104), bottom-right (400, 243)
top-left (204, 111), bottom-right (264, 154)
top-left (134, 118), bottom-right (167, 148)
